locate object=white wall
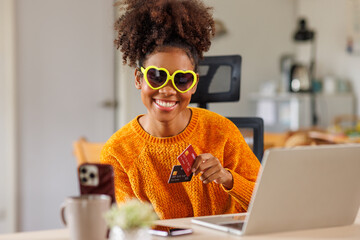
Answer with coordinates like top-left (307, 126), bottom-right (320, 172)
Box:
top-left (0, 0), bottom-right (17, 233)
top-left (297, 0), bottom-right (360, 115)
top-left (118, 0), bottom-right (297, 126)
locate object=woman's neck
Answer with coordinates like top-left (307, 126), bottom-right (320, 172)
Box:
top-left (139, 108), bottom-right (192, 138)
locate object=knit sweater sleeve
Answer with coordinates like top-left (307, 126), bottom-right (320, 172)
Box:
top-left (221, 122), bottom-right (261, 211)
top-left (100, 137), bottom-right (136, 203)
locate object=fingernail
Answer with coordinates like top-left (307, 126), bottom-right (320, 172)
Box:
top-left (214, 180), bottom-right (218, 184)
top-left (203, 180), bottom-right (208, 184)
top-left (200, 176), bottom-right (203, 181)
top-left (200, 171), bottom-right (203, 174)
top-left (192, 168), bottom-right (195, 173)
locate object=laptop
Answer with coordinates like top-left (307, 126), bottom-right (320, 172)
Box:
top-left (191, 144), bottom-right (360, 235)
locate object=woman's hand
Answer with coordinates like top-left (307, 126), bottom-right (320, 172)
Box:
top-left (191, 153), bottom-right (233, 190)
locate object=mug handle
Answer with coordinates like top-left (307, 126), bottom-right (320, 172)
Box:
top-left (60, 202), bottom-right (67, 226)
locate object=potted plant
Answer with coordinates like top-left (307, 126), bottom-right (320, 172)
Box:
top-left (104, 198), bottom-right (158, 240)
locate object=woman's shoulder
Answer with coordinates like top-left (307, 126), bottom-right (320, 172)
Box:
top-left (191, 107), bottom-right (236, 129)
top-left (102, 116), bottom-right (144, 156)
top-left (191, 107), bottom-right (224, 119)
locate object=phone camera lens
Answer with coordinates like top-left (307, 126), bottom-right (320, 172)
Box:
top-left (89, 173), bottom-right (95, 179)
top-left (81, 177), bottom-right (87, 183)
top-left (80, 168), bottom-right (87, 174)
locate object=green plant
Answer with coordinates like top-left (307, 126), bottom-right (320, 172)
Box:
top-left (104, 198), bottom-right (158, 230)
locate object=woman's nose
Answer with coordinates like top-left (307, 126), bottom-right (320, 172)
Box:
top-left (159, 81), bottom-right (177, 95)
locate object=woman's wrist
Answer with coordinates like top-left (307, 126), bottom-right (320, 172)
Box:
top-left (222, 170), bottom-right (234, 190)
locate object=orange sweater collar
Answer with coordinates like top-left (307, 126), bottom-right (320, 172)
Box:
top-left (131, 107), bottom-right (199, 144)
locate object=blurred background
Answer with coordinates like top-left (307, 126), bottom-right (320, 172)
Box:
top-left (1, 0), bottom-right (359, 234)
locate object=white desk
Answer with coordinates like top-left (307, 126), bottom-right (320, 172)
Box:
top-left (1, 210), bottom-right (359, 240)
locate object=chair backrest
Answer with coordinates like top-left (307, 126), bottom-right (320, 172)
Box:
top-left (73, 137), bottom-right (105, 166)
top-left (191, 55), bottom-right (264, 163)
top-left (190, 55), bottom-right (241, 109)
top-left (227, 117), bottom-right (264, 163)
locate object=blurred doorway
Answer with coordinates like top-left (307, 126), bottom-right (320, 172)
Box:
top-left (1, 0), bottom-right (117, 233)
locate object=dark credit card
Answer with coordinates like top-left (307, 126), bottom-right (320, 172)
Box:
top-left (168, 165), bottom-right (193, 183)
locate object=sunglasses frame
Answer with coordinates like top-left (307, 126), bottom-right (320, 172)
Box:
top-left (140, 66), bottom-right (197, 93)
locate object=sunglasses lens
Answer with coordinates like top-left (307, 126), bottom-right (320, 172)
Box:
top-left (174, 72), bottom-right (195, 91)
top-left (146, 68), bottom-right (167, 88)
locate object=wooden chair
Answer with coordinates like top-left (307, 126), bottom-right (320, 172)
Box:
top-left (73, 137), bottom-right (105, 166)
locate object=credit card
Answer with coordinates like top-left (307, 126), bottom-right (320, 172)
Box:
top-left (168, 165), bottom-right (193, 183)
top-left (177, 144), bottom-right (197, 177)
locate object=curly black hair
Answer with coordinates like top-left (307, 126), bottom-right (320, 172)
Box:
top-left (114, 0), bottom-right (215, 70)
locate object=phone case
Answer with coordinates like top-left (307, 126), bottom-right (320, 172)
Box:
top-left (149, 225), bottom-right (193, 236)
top-left (78, 163), bottom-right (116, 203)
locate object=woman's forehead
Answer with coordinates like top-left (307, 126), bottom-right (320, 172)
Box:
top-left (143, 47), bottom-right (195, 71)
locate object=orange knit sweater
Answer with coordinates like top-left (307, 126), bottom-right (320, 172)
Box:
top-left (100, 107), bottom-right (260, 219)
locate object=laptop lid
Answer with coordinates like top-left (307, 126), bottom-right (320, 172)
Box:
top-left (191, 144), bottom-right (360, 235)
top-left (243, 144), bottom-right (360, 235)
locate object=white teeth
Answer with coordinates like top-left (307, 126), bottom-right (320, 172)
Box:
top-left (155, 100), bottom-right (176, 107)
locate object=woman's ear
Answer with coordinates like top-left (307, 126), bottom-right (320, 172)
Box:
top-left (134, 68), bottom-right (142, 89)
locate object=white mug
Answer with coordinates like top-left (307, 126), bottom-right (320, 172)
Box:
top-left (61, 194), bottom-right (111, 240)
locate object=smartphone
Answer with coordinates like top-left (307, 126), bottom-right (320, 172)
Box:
top-left (148, 225), bottom-right (193, 236)
top-left (78, 163), bottom-right (115, 203)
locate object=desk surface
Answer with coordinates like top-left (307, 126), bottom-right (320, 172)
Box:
top-left (1, 210), bottom-right (359, 240)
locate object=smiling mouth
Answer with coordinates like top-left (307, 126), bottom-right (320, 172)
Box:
top-left (154, 99), bottom-right (177, 108)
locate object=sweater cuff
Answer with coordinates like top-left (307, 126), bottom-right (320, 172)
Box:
top-left (221, 168), bottom-right (255, 210)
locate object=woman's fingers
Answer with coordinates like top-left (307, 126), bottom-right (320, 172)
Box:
top-left (191, 153), bottom-right (233, 188)
top-left (192, 153), bottom-right (212, 175)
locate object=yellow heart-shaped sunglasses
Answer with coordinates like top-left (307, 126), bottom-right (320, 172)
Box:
top-left (140, 66), bottom-right (197, 93)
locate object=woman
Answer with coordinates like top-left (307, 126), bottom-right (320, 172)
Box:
top-left (101, 0), bottom-right (260, 219)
